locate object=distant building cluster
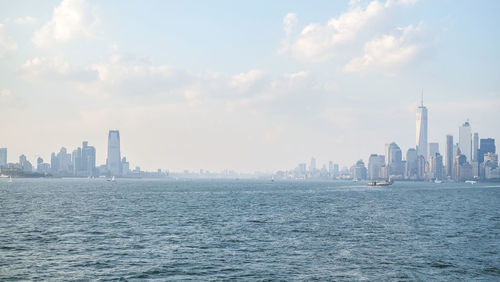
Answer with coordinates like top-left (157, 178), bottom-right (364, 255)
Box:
top-left (0, 130), bottom-right (168, 178)
top-left (275, 96), bottom-right (498, 182)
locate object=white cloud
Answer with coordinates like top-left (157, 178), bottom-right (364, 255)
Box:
top-left (277, 13), bottom-right (298, 55)
top-left (14, 16), bottom-right (37, 24)
top-left (0, 24), bottom-right (18, 57)
top-left (0, 89), bottom-right (16, 107)
top-left (344, 24), bottom-right (424, 73)
top-left (290, 1), bottom-right (386, 61)
top-left (283, 0), bottom-right (418, 62)
top-left (230, 69), bottom-right (265, 90)
top-left (0, 89), bottom-right (12, 98)
top-left (32, 0), bottom-right (99, 47)
top-left (21, 56), bottom-right (71, 80)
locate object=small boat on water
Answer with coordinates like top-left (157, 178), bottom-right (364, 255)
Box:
top-left (8, 176), bottom-right (12, 183)
top-left (465, 180), bottom-right (477, 184)
top-left (367, 179), bottom-right (393, 186)
top-left (434, 179), bottom-right (443, 184)
top-left (106, 176), bottom-right (116, 182)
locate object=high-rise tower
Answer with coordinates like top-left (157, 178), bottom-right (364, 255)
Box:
top-left (416, 92), bottom-right (428, 161)
top-left (459, 121), bottom-right (472, 162)
top-left (107, 130), bottom-right (121, 176)
top-left (445, 135), bottom-right (453, 178)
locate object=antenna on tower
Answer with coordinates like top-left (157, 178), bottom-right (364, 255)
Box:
top-left (421, 89), bottom-right (424, 107)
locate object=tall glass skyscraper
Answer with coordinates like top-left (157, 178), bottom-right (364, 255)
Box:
top-left (416, 96), bottom-right (428, 161)
top-left (107, 130), bottom-right (121, 176)
top-left (445, 135), bottom-right (453, 178)
top-left (459, 121), bottom-right (472, 162)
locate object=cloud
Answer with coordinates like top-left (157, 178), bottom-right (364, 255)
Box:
top-left (0, 89), bottom-right (18, 108)
top-left (14, 16), bottom-right (37, 24)
top-left (344, 23), bottom-right (424, 73)
top-left (0, 24), bottom-right (18, 57)
top-left (230, 69), bottom-right (265, 90)
top-left (282, 0), bottom-right (418, 62)
top-left (21, 56), bottom-right (96, 81)
top-left (32, 0), bottom-right (99, 47)
top-left (277, 13), bottom-right (298, 55)
top-left (21, 56), bottom-right (71, 79)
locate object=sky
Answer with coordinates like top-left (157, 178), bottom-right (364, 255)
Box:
top-left (0, 0), bottom-right (499, 172)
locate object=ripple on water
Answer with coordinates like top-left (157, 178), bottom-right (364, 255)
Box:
top-left (0, 179), bottom-right (499, 280)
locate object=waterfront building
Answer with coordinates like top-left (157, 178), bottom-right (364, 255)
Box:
top-left (19, 154), bottom-right (33, 172)
top-left (0, 148), bottom-right (6, 168)
top-left (428, 143), bottom-right (439, 160)
top-left (386, 142), bottom-right (404, 178)
top-left (445, 135), bottom-right (453, 178)
top-left (459, 121), bottom-right (472, 162)
top-left (82, 141), bottom-right (96, 177)
top-left (417, 155), bottom-right (426, 180)
top-left (122, 157), bottom-right (130, 176)
top-left (368, 154), bottom-right (385, 180)
top-left (50, 152), bottom-right (58, 173)
top-left (37, 157), bottom-right (50, 174)
top-left (350, 160), bottom-right (367, 180)
top-left (310, 157), bottom-right (316, 173)
top-left (431, 153), bottom-right (444, 180)
top-left (453, 148), bottom-right (473, 181)
top-left (478, 138), bottom-right (496, 164)
top-left (107, 130), bottom-right (122, 176)
top-left (55, 147), bottom-right (72, 175)
top-left (406, 148), bottom-right (418, 179)
top-left (416, 95), bottom-right (428, 161)
top-left (296, 163), bottom-right (307, 178)
top-left (72, 147), bottom-right (82, 176)
top-left (484, 152), bottom-right (498, 168)
top-left (473, 133), bottom-right (479, 162)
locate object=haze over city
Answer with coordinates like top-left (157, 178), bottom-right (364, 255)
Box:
top-left (1, 0), bottom-right (499, 172)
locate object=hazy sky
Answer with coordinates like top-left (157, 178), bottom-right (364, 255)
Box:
top-left (0, 0), bottom-right (499, 172)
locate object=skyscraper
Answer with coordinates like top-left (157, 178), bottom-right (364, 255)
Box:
top-left (406, 148), bottom-right (418, 179)
top-left (386, 142), bottom-right (404, 177)
top-left (82, 141), bottom-right (96, 177)
top-left (428, 142), bottom-right (439, 159)
top-left (473, 133), bottom-right (479, 162)
top-left (459, 121), bottom-right (472, 162)
top-left (445, 135), bottom-right (453, 178)
top-left (310, 157), bottom-right (316, 173)
top-left (478, 138), bottom-right (496, 163)
top-left (416, 94), bottom-right (428, 161)
top-left (0, 148), bottom-right (6, 168)
top-left (107, 130), bottom-right (122, 176)
top-left (368, 154), bottom-right (385, 180)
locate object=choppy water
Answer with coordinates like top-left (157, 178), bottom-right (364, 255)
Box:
top-left (1, 179), bottom-right (499, 280)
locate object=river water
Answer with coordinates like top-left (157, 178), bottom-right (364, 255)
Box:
top-left (1, 179), bottom-right (499, 280)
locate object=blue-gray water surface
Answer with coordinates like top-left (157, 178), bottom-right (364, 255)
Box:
top-left (1, 179), bottom-right (500, 280)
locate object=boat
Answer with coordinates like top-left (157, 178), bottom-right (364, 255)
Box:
top-left (367, 179), bottom-right (393, 186)
top-left (106, 176), bottom-right (116, 182)
top-left (434, 179), bottom-right (443, 184)
top-left (465, 180), bottom-right (477, 184)
top-left (0, 174), bottom-right (8, 178)
top-left (8, 176), bottom-right (12, 183)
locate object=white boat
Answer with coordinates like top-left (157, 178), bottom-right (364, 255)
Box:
top-left (0, 174), bottom-right (8, 178)
top-left (8, 176), bottom-right (12, 183)
top-left (465, 180), bottom-right (477, 184)
top-left (367, 180), bottom-right (393, 186)
top-left (107, 176), bottom-right (116, 182)
top-left (434, 179), bottom-right (443, 184)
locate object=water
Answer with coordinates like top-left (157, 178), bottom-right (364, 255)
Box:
top-left (1, 179), bottom-right (499, 280)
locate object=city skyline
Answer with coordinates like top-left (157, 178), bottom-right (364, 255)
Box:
top-left (1, 0), bottom-right (499, 171)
